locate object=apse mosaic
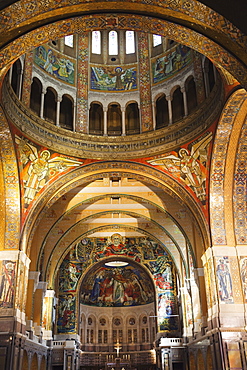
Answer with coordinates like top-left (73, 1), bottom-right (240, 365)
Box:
top-left (90, 65), bottom-right (137, 92)
top-left (57, 234), bottom-right (178, 334)
top-left (80, 262), bottom-right (155, 307)
top-left (14, 135), bottom-right (83, 208)
top-left (147, 131), bottom-right (213, 204)
top-left (152, 44), bottom-right (192, 85)
top-left (34, 45), bottom-right (75, 85)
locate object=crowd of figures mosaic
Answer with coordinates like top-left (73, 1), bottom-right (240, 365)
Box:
top-left (56, 234), bottom-right (178, 334)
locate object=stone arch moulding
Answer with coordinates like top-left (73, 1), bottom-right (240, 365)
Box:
top-left (210, 88), bottom-right (247, 246)
top-left (0, 12), bottom-right (246, 87)
top-left (21, 161), bottom-right (210, 256)
top-left (45, 223), bottom-right (185, 289)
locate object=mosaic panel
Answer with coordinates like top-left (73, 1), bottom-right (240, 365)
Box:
top-left (152, 45), bottom-right (192, 85)
top-left (57, 234), bottom-right (178, 333)
top-left (233, 115), bottom-right (247, 244)
top-left (0, 14), bottom-right (246, 90)
top-left (34, 45), bottom-right (75, 85)
top-left (21, 52), bottom-right (33, 106)
top-left (90, 64), bottom-right (137, 92)
top-left (24, 163), bottom-right (208, 257)
top-left (0, 260), bottom-right (16, 308)
top-left (80, 262), bottom-right (154, 307)
top-left (229, 256), bottom-right (242, 304)
top-left (0, 108), bottom-right (20, 249)
top-left (147, 130), bottom-right (213, 208)
top-left (210, 90), bottom-right (247, 245)
top-left (14, 134), bottom-right (83, 211)
top-left (76, 32), bottom-right (88, 132)
top-left (207, 257), bottom-right (217, 306)
top-left (240, 257), bottom-right (247, 302)
top-left (215, 256), bottom-right (233, 304)
top-left (0, 0), bottom-right (246, 53)
top-left (138, 32), bottom-right (153, 131)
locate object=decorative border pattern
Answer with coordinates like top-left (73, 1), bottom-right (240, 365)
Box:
top-left (0, 13), bottom-right (246, 88)
top-left (210, 90), bottom-right (247, 245)
top-left (0, 107), bottom-right (20, 249)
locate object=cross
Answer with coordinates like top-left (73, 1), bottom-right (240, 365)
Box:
top-left (114, 342), bottom-right (122, 357)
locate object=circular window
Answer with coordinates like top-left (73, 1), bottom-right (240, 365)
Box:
top-left (88, 317), bottom-right (92, 325)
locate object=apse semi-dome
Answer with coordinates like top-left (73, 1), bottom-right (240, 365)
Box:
top-left (4, 29), bottom-right (223, 159)
top-left (80, 260), bottom-right (155, 307)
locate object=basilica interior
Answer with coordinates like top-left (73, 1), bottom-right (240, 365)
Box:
top-left (0, 1), bottom-right (247, 370)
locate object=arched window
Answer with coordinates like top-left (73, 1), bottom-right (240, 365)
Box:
top-left (30, 77), bottom-right (42, 116)
top-left (60, 94), bottom-right (73, 130)
top-left (185, 77), bottom-right (197, 114)
top-left (109, 31), bottom-right (118, 55)
top-left (89, 103), bottom-right (103, 135)
top-left (107, 103), bottom-right (122, 135)
top-left (11, 59), bottom-right (22, 96)
top-left (126, 31), bottom-right (135, 54)
top-left (44, 87), bottom-right (56, 124)
top-left (153, 34), bottom-right (162, 47)
top-left (92, 31), bottom-right (101, 54)
top-left (126, 102), bottom-right (140, 134)
top-left (156, 94), bottom-right (169, 129)
top-left (172, 87), bottom-right (184, 122)
top-left (64, 34), bottom-right (74, 48)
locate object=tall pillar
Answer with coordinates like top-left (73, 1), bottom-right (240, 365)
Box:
top-left (40, 88), bottom-right (46, 119)
top-left (21, 52), bottom-right (34, 106)
top-left (17, 68), bottom-right (24, 100)
top-left (103, 107), bottom-right (107, 136)
top-left (138, 32), bottom-right (153, 132)
top-left (121, 107), bottom-right (126, 136)
top-left (76, 32), bottom-right (89, 132)
top-left (202, 246), bottom-right (246, 370)
top-left (56, 96), bottom-right (62, 127)
top-left (0, 251), bottom-right (30, 370)
top-left (166, 95), bottom-right (173, 125)
top-left (192, 51), bottom-right (206, 104)
top-left (42, 290), bottom-right (56, 340)
top-left (33, 282), bottom-right (47, 338)
top-left (181, 86), bottom-right (188, 117)
top-left (152, 101), bottom-right (156, 130)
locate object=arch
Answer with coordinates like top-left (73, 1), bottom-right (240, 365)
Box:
top-left (30, 353), bottom-right (38, 370)
top-left (155, 94), bottom-right (169, 129)
top-left (11, 59), bottom-right (22, 96)
top-left (89, 102), bottom-right (103, 134)
top-left (40, 356), bottom-right (46, 370)
top-left (30, 77), bottom-right (42, 116)
top-left (206, 346), bottom-right (213, 369)
top-left (172, 86), bottom-right (184, 122)
top-left (126, 102), bottom-right (140, 134)
top-left (210, 89), bottom-right (247, 245)
top-left (107, 103), bottom-right (122, 135)
top-left (22, 162), bottom-right (209, 258)
top-left (60, 94), bottom-right (73, 130)
top-left (185, 76), bottom-right (197, 114)
top-left (189, 351), bottom-right (196, 370)
top-left (21, 350), bottom-right (29, 370)
top-left (0, 3), bottom-right (246, 88)
top-left (44, 87), bottom-right (57, 124)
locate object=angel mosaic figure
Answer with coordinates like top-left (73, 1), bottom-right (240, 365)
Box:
top-left (147, 132), bottom-right (212, 201)
top-left (15, 136), bottom-right (83, 206)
